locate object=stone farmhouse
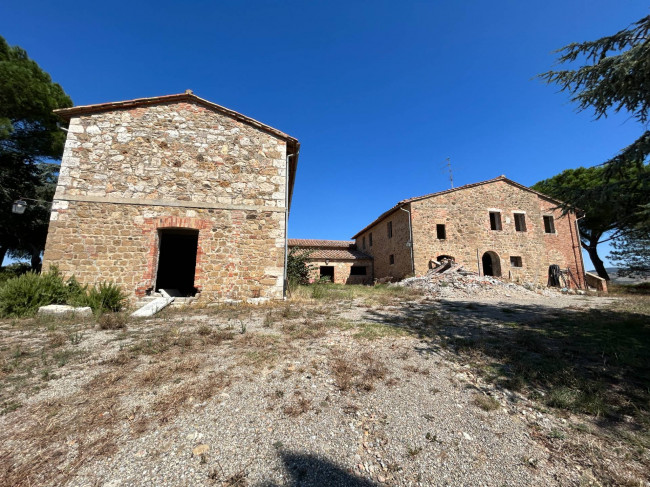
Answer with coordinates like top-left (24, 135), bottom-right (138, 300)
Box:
top-left (42, 91), bottom-right (299, 303)
top-left (287, 239), bottom-right (373, 284)
top-left (351, 176), bottom-right (586, 288)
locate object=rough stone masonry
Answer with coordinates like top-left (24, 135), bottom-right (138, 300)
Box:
top-left (42, 92), bottom-right (299, 303)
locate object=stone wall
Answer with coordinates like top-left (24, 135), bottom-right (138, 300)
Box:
top-left (42, 100), bottom-right (289, 302)
top-left (354, 207), bottom-right (413, 280)
top-left (306, 259), bottom-right (373, 285)
top-left (410, 180), bottom-right (585, 288)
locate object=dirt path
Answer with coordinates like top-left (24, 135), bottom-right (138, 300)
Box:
top-left (1, 291), bottom-right (646, 486)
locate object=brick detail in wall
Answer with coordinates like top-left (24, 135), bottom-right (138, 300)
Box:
top-left (137, 216), bottom-right (212, 297)
top-left (42, 99), bottom-right (290, 303)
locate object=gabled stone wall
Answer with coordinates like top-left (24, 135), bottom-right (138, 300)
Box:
top-left (354, 207), bottom-right (413, 280)
top-left (410, 180), bottom-right (585, 287)
top-left (43, 100), bottom-right (290, 302)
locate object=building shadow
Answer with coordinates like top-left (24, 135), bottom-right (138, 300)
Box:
top-left (361, 297), bottom-right (650, 427)
top-left (257, 451), bottom-right (378, 487)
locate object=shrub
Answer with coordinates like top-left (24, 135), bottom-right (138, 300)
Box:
top-left (0, 268), bottom-right (127, 317)
top-left (80, 282), bottom-right (128, 313)
top-left (287, 247), bottom-right (314, 291)
top-left (0, 263), bottom-right (31, 285)
top-left (0, 268), bottom-right (70, 317)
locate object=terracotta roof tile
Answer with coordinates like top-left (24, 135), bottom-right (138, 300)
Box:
top-left (288, 239), bottom-right (355, 248)
top-left (307, 248), bottom-right (373, 260)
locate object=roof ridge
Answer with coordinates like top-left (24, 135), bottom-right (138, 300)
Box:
top-left (53, 92), bottom-right (298, 143)
top-left (351, 176), bottom-right (567, 238)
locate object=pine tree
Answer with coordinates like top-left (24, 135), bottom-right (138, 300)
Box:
top-left (0, 36), bottom-right (72, 268)
top-left (539, 15), bottom-right (650, 173)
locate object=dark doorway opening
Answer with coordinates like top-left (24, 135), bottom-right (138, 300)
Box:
top-left (319, 266), bottom-right (334, 282)
top-left (481, 251), bottom-right (501, 277)
top-left (156, 229), bottom-right (199, 296)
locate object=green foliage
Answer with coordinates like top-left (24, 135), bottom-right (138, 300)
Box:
top-left (0, 35), bottom-right (73, 268)
top-left (609, 228), bottom-right (650, 277)
top-left (75, 282), bottom-right (128, 314)
top-left (0, 262), bottom-right (31, 284)
top-left (533, 164), bottom-right (650, 280)
top-left (287, 247), bottom-right (314, 289)
top-left (0, 267), bottom-right (127, 317)
top-left (539, 15), bottom-right (650, 172)
top-left (0, 267), bottom-right (69, 317)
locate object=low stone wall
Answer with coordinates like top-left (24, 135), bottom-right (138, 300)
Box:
top-left (585, 272), bottom-right (608, 293)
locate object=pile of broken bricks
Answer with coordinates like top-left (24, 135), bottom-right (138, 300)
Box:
top-left (395, 259), bottom-right (556, 299)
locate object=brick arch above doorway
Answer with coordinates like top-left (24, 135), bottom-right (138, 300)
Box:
top-left (136, 216), bottom-right (212, 297)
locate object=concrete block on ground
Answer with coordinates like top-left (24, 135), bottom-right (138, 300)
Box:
top-left (38, 305), bottom-right (93, 318)
top-left (131, 297), bottom-right (175, 317)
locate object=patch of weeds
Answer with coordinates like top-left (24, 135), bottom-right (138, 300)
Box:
top-left (545, 386), bottom-right (608, 416)
top-left (52, 349), bottom-right (77, 367)
top-left (474, 394), bottom-right (500, 412)
top-left (403, 365), bottom-right (430, 376)
top-left (353, 322), bottom-right (408, 340)
top-left (197, 325), bottom-right (211, 336)
top-left (281, 305), bottom-right (300, 319)
top-left (283, 397), bottom-right (312, 417)
top-left (48, 333), bottom-right (67, 348)
top-left (0, 400), bottom-right (22, 415)
top-left (425, 432), bottom-right (442, 444)
top-left (548, 428), bottom-right (566, 440)
top-left (342, 403), bottom-right (360, 415)
top-left (406, 445), bottom-right (423, 458)
top-left (97, 312), bottom-right (127, 330)
top-left (272, 440), bottom-right (284, 449)
top-left (69, 331), bottom-right (83, 345)
top-left (264, 311), bottom-right (274, 327)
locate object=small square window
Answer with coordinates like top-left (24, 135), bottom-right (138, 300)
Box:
top-left (514, 213), bottom-right (527, 232)
top-left (389, 254), bottom-right (395, 265)
top-left (510, 256), bottom-right (522, 267)
top-left (369, 233), bottom-right (373, 247)
top-left (436, 224), bottom-right (446, 240)
top-left (543, 215), bottom-right (555, 234)
top-left (489, 211), bottom-right (502, 231)
top-left (350, 266), bottom-right (367, 276)
top-left (387, 221), bottom-right (393, 238)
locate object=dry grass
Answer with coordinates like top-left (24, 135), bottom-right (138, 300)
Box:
top-left (473, 393), bottom-right (500, 412)
top-left (283, 396), bottom-right (313, 417)
top-left (330, 350), bottom-right (389, 393)
top-left (97, 312), bottom-right (128, 330)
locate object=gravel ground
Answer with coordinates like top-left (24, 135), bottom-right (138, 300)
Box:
top-left (0, 291), bottom-right (642, 486)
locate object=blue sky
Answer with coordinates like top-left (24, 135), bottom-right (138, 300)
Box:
top-left (2, 0), bottom-right (647, 269)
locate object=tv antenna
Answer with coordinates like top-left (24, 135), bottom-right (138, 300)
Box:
top-left (442, 157), bottom-right (454, 189)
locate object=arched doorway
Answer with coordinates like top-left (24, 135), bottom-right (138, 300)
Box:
top-left (482, 251), bottom-right (501, 277)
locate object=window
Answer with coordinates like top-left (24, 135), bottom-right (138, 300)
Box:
top-left (350, 266), bottom-right (367, 276)
top-left (514, 213), bottom-right (527, 232)
top-left (387, 221), bottom-right (393, 238)
top-left (489, 211), bottom-right (502, 231)
top-left (362, 236), bottom-right (366, 249)
top-left (510, 256), bottom-right (522, 267)
top-left (369, 232), bottom-right (373, 247)
top-left (436, 224), bottom-right (446, 240)
top-left (543, 215), bottom-right (555, 234)
top-left (389, 254), bottom-right (395, 265)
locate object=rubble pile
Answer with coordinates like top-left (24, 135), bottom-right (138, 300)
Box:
top-left (395, 259), bottom-right (556, 298)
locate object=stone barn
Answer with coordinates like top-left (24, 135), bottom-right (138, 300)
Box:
top-left (288, 239), bottom-right (373, 284)
top-left (352, 176), bottom-right (586, 288)
top-left (42, 91), bottom-right (299, 303)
